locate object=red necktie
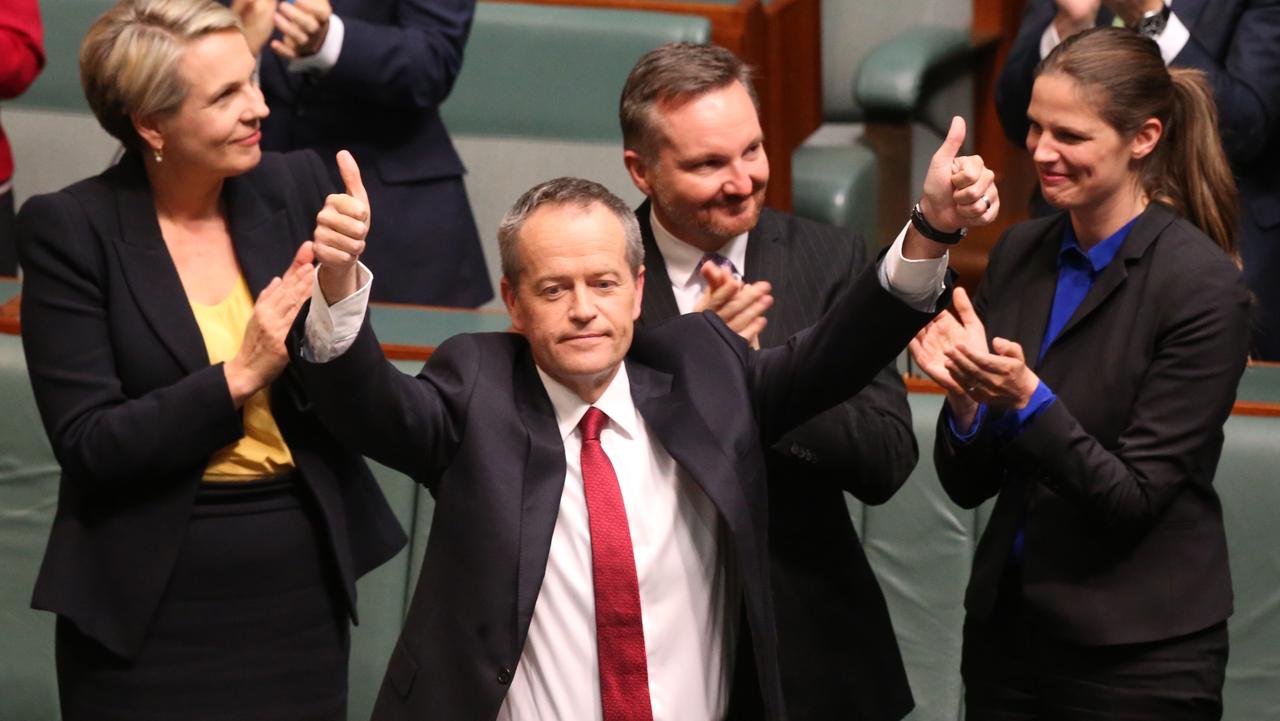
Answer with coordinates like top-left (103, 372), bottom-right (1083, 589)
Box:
top-left (579, 407), bottom-right (654, 721)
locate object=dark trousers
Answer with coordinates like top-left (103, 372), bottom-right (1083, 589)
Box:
top-left (962, 583), bottom-right (1228, 721)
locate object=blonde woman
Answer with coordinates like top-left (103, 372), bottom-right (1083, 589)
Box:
top-left (17, 1), bottom-right (404, 718)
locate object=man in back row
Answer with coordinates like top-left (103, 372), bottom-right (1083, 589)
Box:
top-left (620, 43), bottom-right (919, 721)
top-left (292, 51), bottom-right (1000, 721)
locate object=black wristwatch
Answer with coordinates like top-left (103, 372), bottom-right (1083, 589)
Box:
top-left (1135, 4), bottom-right (1171, 38)
top-left (910, 203), bottom-right (966, 245)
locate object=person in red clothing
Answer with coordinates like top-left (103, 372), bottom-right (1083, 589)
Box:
top-left (0, 0), bottom-right (44, 274)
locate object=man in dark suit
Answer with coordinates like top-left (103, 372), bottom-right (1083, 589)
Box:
top-left (235, 0), bottom-right (491, 306)
top-left (618, 43), bottom-right (918, 721)
top-left (995, 0), bottom-right (1280, 358)
top-left (292, 123), bottom-right (997, 717)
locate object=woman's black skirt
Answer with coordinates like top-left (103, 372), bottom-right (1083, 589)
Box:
top-left (56, 476), bottom-right (349, 721)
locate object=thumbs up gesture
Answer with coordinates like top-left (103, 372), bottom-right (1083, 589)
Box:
top-left (917, 116), bottom-right (999, 236)
top-left (314, 150), bottom-right (370, 304)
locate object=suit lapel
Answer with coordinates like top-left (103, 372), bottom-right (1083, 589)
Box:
top-left (224, 171), bottom-right (294, 296)
top-left (112, 154), bottom-right (209, 374)
top-left (512, 349), bottom-right (569, 635)
top-left (628, 360), bottom-right (752, 541)
top-left (636, 199), bottom-right (682, 325)
top-left (1007, 218), bottom-right (1064, 370)
top-left (743, 211), bottom-right (787, 347)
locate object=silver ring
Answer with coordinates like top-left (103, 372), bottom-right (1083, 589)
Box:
top-left (979, 194), bottom-right (991, 212)
top-left (966, 386), bottom-right (977, 393)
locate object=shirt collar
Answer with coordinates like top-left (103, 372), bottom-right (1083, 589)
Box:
top-left (1060, 215), bottom-right (1139, 273)
top-left (536, 363), bottom-right (641, 443)
top-left (649, 206), bottom-right (749, 290)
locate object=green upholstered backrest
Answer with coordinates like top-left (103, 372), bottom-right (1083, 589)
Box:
top-left (12, 0), bottom-right (116, 114)
top-left (1217, 413), bottom-right (1280, 720)
top-left (441, 2), bottom-right (710, 142)
top-left (0, 333), bottom-right (61, 721)
top-left (791, 141), bottom-right (879, 246)
top-left (821, 1), bottom-right (972, 122)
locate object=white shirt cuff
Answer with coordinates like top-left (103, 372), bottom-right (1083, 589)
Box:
top-left (287, 14), bottom-right (345, 75)
top-left (1041, 2), bottom-right (1184, 63)
top-left (1156, 10), bottom-right (1190, 64)
top-left (304, 261), bottom-right (372, 362)
top-left (1039, 21), bottom-right (1061, 60)
top-left (877, 222), bottom-right (949, 313)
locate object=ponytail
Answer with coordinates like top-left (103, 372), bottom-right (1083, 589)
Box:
top-left (1144, 69), bottom-right (1239, 259)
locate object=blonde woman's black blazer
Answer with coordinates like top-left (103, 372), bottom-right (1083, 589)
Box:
top-left (17, 150), bottom-right (406, 659)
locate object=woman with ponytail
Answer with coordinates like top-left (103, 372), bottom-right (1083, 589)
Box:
top-left (911, 27), bottom-right (1249, 720)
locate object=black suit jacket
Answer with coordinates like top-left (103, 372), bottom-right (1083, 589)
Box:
top-left (257, 0), bottom-right (491, 306)
top-left (294, 256), bottom-right (944, 721)
top-left (16, 150), bottom-right (406, 659)
top-left (936, 202), bottom-right (1249, 645)
top-left (636, 203), bottom-right (915, 721)
top-left (995, 0), bottom-right (1280, 357)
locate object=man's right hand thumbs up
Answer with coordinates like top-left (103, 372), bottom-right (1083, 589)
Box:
top-left (315, 150), bottom-right (371, 304)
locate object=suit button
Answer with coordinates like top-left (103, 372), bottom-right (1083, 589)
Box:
top-left (497, 667), bottom-right (513, 685)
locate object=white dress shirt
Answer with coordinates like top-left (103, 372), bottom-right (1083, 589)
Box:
top-left (286, 14), bottom-right (347, 75)
top-left (650, 210), bottom-right (749, 315)
top-left (497, 365), bottom-right (735, 721)
top-left (302, 234), bottom-right (948, 719)
top-left (1039, 0), bottom-right (1190, 65)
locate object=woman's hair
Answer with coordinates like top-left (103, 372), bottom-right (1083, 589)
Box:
top-left (1037, 27), bottom-right (1238, 257)
top-left (80, 0), bottom-right (241, 150)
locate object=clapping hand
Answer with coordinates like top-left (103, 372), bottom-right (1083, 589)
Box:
top-left (909, 287), bottom-right (1040, 432)
top-left (271, 0), bottom-right (333, 60)
top-left (225, 242), bottom-right (317, 406)
top-left (693, 262), bottom-right (773, 349)
top-left (313, 150), bottom-right (370, 305)
top-left (230, 0), bottom-right (276, 55)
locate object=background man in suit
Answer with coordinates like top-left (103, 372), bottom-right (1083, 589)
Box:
top-left (290, 125), bottom-right (997, 718)
top-left (232, 0), bottom-right (491, 306)
top-left (995, 0), bottom-right (1280, 358)
top-left (619, 43), bottom-right (917, 721)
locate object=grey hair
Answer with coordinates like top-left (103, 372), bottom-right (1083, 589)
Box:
top-left (498, 177), bottom-right (643, 282)
top-left (619, 42), bottom-right (758, 160)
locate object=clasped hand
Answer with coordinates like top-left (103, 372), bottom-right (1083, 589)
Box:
top-left (908, 287), bottom-right (1040, 430)
top-left (232, 0), bottom-right (333, 59)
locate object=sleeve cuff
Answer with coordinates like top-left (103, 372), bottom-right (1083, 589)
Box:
top-left (287, 14), bottom-right (345, 75)
top-left (1158, 10), bottom-right (1191, 64)
top-left (990, 380), bottom-right (1057, 439)
top-left (947, 403), bottom-right (988, 443)
top-left (1040, 21), bottom-right (1061, 59)
top-left (304, 261), bottom-right (372, 362)
top-left (878, 221), bottom-right (949, 313)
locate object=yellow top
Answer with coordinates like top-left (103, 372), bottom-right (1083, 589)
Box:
top-left (189, 275), bottom-right (295, 481)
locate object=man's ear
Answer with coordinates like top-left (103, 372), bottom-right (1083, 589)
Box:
top-left (1131, 116), bottom-right (1163, 161)
top-left (131, 112), bottom-right (168, 158)
top-left (632, 265), bottom-right (645, 321)
top-left (500, 276), bottom-right (522, 332)
top-left (623, 149), bottom-right (654, 198)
